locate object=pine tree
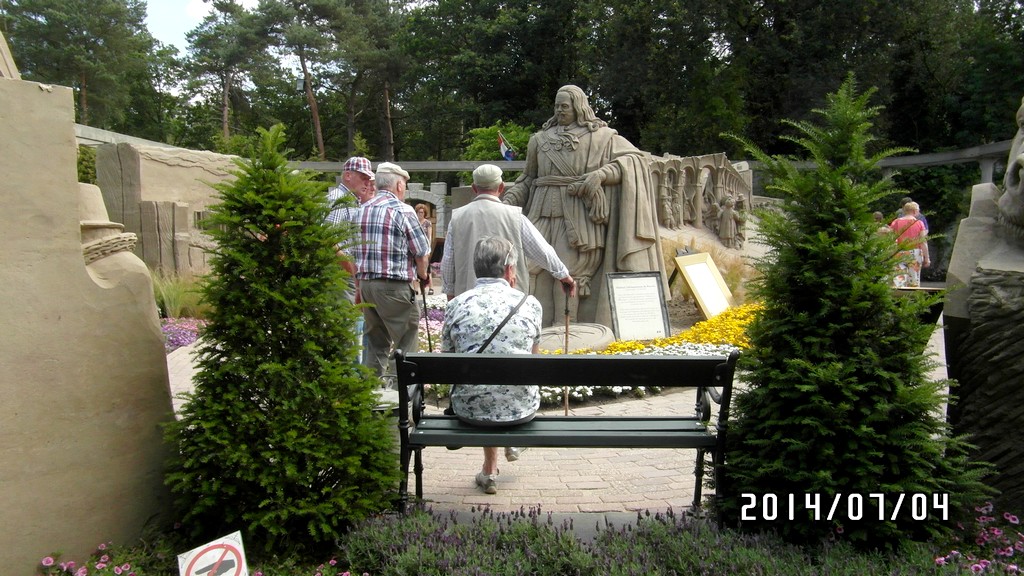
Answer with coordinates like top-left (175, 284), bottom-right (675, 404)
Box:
top-left (720, 77), bottom-right (989, 549)
top-left (164, 125), bottom-right (399, 554)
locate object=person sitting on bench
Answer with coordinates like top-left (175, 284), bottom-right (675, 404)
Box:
top-left (441, 236), bottom-right (544, 494)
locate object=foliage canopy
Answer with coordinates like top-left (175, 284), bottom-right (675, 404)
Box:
top-left (164, 125), bottom-right (400, 555)
top-left (721, 77), bottom-right (991, 549)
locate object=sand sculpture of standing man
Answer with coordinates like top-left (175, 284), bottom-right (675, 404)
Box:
top-left (503, 84), bottom-right (665, 326)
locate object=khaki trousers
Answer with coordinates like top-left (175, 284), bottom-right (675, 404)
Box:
top-left (359, 278), bottom-right (420, 378)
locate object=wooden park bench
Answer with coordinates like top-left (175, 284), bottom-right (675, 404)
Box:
top-left (394, 349), bottom-right (740, 513)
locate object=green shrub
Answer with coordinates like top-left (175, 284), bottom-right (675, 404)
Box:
top-left (77, 145), bottom-right (96, 185)
top-left (163, 125), bottom-right (399, 556)
top-left (720, 76), bottom-right (991, 549)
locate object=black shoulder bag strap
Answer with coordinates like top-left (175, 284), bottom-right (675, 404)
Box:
top-left (445, 292), bottom-right (530, 416)
top-left (477, 292), bottom-right (530, 354)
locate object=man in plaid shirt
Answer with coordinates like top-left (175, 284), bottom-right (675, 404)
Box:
top-left (354, 162), bottom-right (431, 378)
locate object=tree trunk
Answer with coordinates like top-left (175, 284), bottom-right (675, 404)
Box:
top-left (299, 52), bottom-right (326, 160)
top-left (346, 71), bottom-right (363, 157)
top-left (78, 73), bottom-right (89, 125)
top-left (382, 79), bottom-right (394, 161)
top-left (221, 72), bottom-right (232, 140)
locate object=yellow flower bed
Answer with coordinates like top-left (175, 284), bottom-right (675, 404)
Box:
top-left (602, 302), bottom-right (762, 355)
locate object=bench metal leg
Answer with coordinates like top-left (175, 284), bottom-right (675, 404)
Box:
top-left (692, 448), bottom-right (705, 509)
top-left (414, 447), bottom-right (425, 500)
top-left (398, 443), bottom-right (412, 514)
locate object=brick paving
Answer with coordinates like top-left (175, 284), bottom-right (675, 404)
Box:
top-left (408, 390), bottom-right (705, 514)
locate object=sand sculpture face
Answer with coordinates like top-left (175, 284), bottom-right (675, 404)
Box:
top-left (999, 97), bottom-right (1024, 241)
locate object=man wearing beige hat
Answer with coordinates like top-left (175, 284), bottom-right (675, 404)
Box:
top-left (354, 162), bottom-right (431, 377)
top-left (442, 163), bottom-right (575, 302)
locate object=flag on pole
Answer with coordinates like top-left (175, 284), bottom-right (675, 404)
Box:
top-left (498, 131), bottom-right (517, 161)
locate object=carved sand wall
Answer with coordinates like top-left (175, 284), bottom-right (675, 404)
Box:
top-left (406, 181), bottom-right (449, 254)
top-left (649, 153), bottom-right (752, 247)
top-left (1, 31), bottom-right (18, 80)
top-left (1, 77), bottom-right (173, 571)
top-left (97, 143), bottom-right (237, 276)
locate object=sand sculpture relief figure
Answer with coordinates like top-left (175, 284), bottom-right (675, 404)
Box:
top-left (658, 170), bottom-right (677, 229)
top-left (672, 180), bottom-right (686, 229)
top-left (659, 184), bottom-right (676, 229)
top-left (503, 84), bottom-right (664, 326)
top-left (699, 168), bottom-right (719, 236)
top-left (666, 169), bottom-right (685, 230)
top-left (682, 171), bottom-right (698, 227)
top-left (718, 196), bottom-right (744, 249)
top-left (1000, 96), bottom-right (1024, 244)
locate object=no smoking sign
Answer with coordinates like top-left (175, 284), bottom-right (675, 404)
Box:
top-left (178, 531), bottom-right (249, 576)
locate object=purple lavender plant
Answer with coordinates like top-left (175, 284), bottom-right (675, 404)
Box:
top-left (161, 317), bottom-right (207, 353)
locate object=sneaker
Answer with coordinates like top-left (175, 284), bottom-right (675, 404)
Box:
top-left (505, 447), bottom-right (526, 462)
top-left (475, 471), bottom-right (498, 494)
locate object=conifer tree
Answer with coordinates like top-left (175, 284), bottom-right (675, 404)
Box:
top-left (721, 77), bottom-right (989, 549)
top-left (164, 125), bottom-right (399, 554)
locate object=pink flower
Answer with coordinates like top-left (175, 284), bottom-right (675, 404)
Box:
top-left (935, 556), bottom-right (947, 566)
top-left (114, 567), bottom-right (123, 574)
top-left (100, 555), bottom-right (110, 563)
top-left (41, 556), bottom-right (56, 567)
top-left (96, 562), bottom-right (107, 570)
top-left (1007, 513), bottom-right (1021, 525)
top-left (329, 559), bottom-right (338, 566)
top-left (971, 564), bottom-right (984, 573)
top-left (75, 569), bottom-right (88, 576)
top-left (98, 543), bottom-right (108, 551)
top-left (122, 564), bottom-right (131, 571)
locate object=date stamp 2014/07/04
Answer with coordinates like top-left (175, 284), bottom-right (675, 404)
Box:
top-left (740, 493), bottom-right (949, 522)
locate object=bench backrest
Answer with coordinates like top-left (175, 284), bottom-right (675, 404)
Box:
top-left (396, 351), bottom-right (735, 389)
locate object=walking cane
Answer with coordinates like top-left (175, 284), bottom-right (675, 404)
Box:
top-left (563, 281), bottom-right (571, 416)
top-left (419, 277), bottom-right (433, 353)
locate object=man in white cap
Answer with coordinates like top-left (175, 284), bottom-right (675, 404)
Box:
top-left (442, 163), bottom-right (575, 302)
top-left (326, 157), bottom-right (376, 304)
top-left (354, 162), bottom-right (431, 378)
